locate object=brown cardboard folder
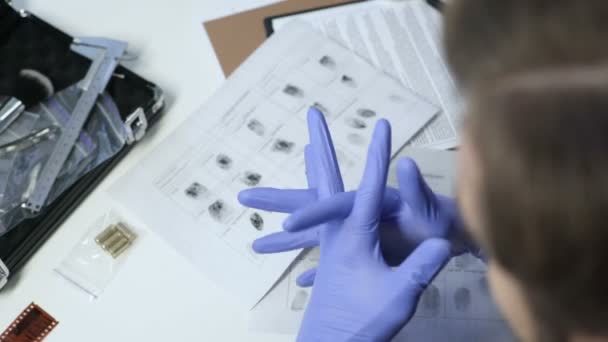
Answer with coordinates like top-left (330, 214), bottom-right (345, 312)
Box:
top-left (204, 0), bottom-right (354, 76)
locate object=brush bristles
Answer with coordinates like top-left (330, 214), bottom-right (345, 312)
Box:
top-left (15, 69), bottom-right (54, 107)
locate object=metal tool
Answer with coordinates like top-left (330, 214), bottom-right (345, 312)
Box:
top-left (0, 126), bottom-right (59, 156)
top-left (0, 96), bottom-right (25, 135)
top-left (24, 38), bottom-right (127, 213)
top-left (0, 257), bottom-right (8, 290)
top-left (0, 70), bottom-right (55, 135)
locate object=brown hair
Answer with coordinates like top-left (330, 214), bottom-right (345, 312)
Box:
top-left (444, 0), bottom-right (608, 89)
top-left (467, 68), bottom-right (608, 340)
top-left (443, 2), bottom-right (608, 338)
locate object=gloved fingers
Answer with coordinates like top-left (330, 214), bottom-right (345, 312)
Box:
top-left (304, 144), bottom-right (318, 188)
top-left (238, 188), bottom-right (317, 213)
top-left (284, 191), bottom-right (355, 231)
top-left (283, 189), bottom-right (402, 232)
top-left (396, 158), bottom-right (435, 215)
top-left (395, 238), bottom-right (451, 294)
top-left (296, 267), bottom-right (317, 287)
top-left (350, 120), bottom-right (392, 232)
top-left (307, 107), bottom-right (344, 198)
top-left (252, 229), bottom-right (320, 254)
top-left (381, 187), bottom-right (404, 220)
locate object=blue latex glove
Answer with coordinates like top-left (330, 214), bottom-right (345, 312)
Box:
top-left (239, 109), bottom-right (475, 285)
top-left (282, 158), bottom-right (475, 264)
top-left (295, 110), bottom-right (451, 341)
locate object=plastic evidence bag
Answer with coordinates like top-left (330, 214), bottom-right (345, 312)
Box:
top-left (0, 85), bottom-right (128, 236)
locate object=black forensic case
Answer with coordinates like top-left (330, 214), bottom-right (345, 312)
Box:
top-left (0, 1), bottom-right (164, 285)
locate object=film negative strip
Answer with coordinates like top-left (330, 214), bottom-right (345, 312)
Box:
top-left (1, 303), bottom-right (58, 342)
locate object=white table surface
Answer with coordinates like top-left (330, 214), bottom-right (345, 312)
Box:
top-left (0, 1), bottom-right (292, 341)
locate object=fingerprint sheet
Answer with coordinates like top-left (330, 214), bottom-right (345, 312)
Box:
top-left (110, 21), bottom-right (438, 308)
top-left (271, 0), bottom-right (465, 150)
top-left (250, 148), bottom-right (514, 341)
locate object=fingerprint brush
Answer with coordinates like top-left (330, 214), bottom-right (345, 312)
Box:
top-left (0, 69), bottom-right (54, 134)
top-left (14, 69), bottom-right (55, 107)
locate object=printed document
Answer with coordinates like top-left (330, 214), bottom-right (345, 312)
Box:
top-left (272, 0), bottom-right (463, 149)
top-left (111, 21), bottom-right (438, 308)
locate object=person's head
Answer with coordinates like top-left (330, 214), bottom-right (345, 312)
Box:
top-left (444, 0), bottom-right (608, 92)
top-left (444, 1), bottom-right (608, 341)
top-left (457, 67), bottom-right (608, 342)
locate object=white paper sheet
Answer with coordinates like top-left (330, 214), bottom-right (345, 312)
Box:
top-left (250, 148), bottom-right (514, 341)
top-left (111, 21), bottom-right (438, 309)
top-left (388, 147), bottom-right (456, 197)
top-left (272, 0), bottom-right (464, 149)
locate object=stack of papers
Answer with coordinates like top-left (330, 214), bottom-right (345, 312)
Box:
top-left (271, 0), bottom-right (464, 149)
top-left (111, 20), bottom-right (437, 308)
top-left (114, 1), bottom-right (513, 340)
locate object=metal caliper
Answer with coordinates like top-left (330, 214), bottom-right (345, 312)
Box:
top-left (23, 38), bottom-right (127, 213)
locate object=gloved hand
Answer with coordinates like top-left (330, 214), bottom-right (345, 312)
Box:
top-left (278, 157), bottom-right (472, 265)
top-left (295, 111), bottom-right (451, 341)
top-left (239, 108), bottom-right (477, 285)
